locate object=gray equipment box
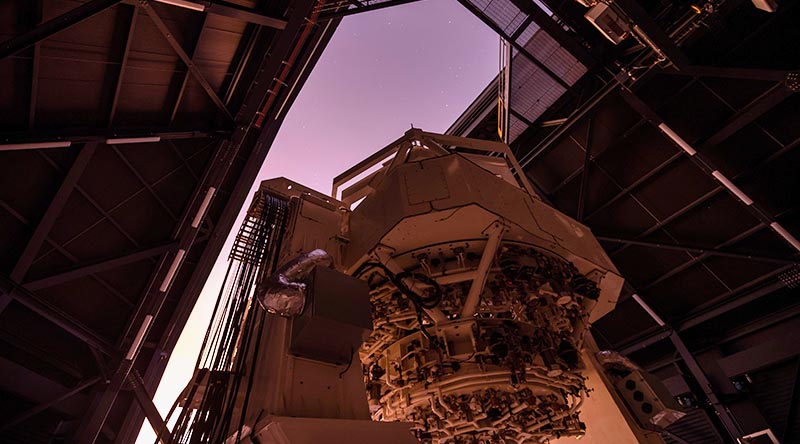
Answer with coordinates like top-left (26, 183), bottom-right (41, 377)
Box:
top-left (290, 266), bottom-right (372, 364)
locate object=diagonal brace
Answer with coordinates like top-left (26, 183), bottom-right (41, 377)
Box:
top-left (142, 2), bottom-right (234, 121)
top-left (0, 0), bottom-right (121, 60)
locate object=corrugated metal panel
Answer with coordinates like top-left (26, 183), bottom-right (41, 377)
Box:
top-left (750, 359), bottom-right (800, 444)
top-left (470, 0), bottom-right (523, 33)
top-left (509, 114), bottom-right (526, 142)
top-left (509, 55), bottom-right (565, 124)
top-left (465, 0), bottom-right (587, 130)
top-left (664, 408), bottom-right (724, 444)
top-left (525, 29), bottom-right (585, 86)
top-left (515, 21), bottom-right (540, 46)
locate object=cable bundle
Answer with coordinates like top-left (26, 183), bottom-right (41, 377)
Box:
top-left (161, 192), bottom-right (289, 444)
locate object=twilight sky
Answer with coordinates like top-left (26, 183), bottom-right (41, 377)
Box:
top-left (137, 1), bottom-right (497, 441)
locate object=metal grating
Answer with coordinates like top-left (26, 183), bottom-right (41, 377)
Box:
top-left (663, 408), bottom-right (724, 444)
top-left (463, 0), bottom-right (587, 143)
top-left (749, 359), bottom-right (800, 444)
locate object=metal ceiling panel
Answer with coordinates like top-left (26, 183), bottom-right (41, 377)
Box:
top-left (0, 0), bottom-right (343, 440)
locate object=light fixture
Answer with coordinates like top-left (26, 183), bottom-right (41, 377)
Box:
top-left (0, 141), bottom-right (72, 151)
top-left (154, 0), bottom-right (206, 12)
top-left (632, 294), bottom-right (666, 327)
top-left (125, 314), bottom-right (154, 360)
top-left (711, 170), bottom-right (754, 205)
top-left (770, 222), bottom-right (800, 252)
top-left (191, 187), bottom-right (216, 228)
top-left (658, 123), bottom-right (697, 156)
top-left (105, 136), bottom-right (161, 144)
top-left (159, 249), bottom-right (186, 292)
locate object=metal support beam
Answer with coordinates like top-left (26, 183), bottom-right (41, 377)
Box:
top-left (609, 267), bottom-right (793, 355)
top-left (632, 294), bottom-right (742, 441)
top-left (320, 0), bottom-right (424, 20)
top-left (0, 377), bottom-right (101, 432)
top-left (142, 2), bottom-right (234, 121)
top-left (677, 276), bottom-right (789, 332)
top-left (455, 0), bottom-right (571, 91)
top-left (76, 358), bottom-right (137, 443)
top-left (29, 45), bottom-right (40, 130)
top-left (0, 0), bottom-right (121, 60)
top-left (518, 74), bottom-right (623, 169)
top-left (128, 370), bottom-right (170, 444)
top-left (115, 1), bottom-right (335, 440)
top-left (700, 82), bottom-right (794, 150)
top-left (108, 4), bottom-right (138, 127)
top-left (583, 151), bottom-right (682, 221)
top-left (617, 328), bottom-right (673, 356)
top-left (667, 65), bottom-right (797, 83)
top-left (205, 1), bottom-right (287, 29)
top-left (639, 225), bottom-right (769, 291)
top-left (576, 117), bottom-right (593, 220)
top-left (109, 145), bottom-right (179, 221)
top-left (36, 151), bottom-right (142, 250)
top-left (0, 129), bottom-right (226, 147)
top-left (619, 87), bottom-right (800, 254)
top-left (31, 139), bottom-right (215, 265)
top-left (596, 235), bottom-right (798, 266)
top-left (507, 0), bottom-right (596, 68)
top-left (0, 274), bottom-right (116, 356)
top-left (120, 0), bottom-right (288, 28)
top-left (612, 0), bottom-right (689, 68)
top-left (169, 14), bottom-right (209, 124)
top-left (24, 241), bottom-right (178, 291)
top-left (10, 142), bottom-right (98, 283)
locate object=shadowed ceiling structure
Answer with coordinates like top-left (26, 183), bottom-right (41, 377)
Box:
top-left (450, 0), bottom-right (800, 442)
top-left (0, 0), bottom-right (410, 442)
top-left (1, 0), bottom-right (799, 443)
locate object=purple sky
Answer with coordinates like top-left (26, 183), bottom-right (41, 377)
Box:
top-left (137, 2), bottom-right (497, 441)
top-left (260, 0), bottom-right (499, 191)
